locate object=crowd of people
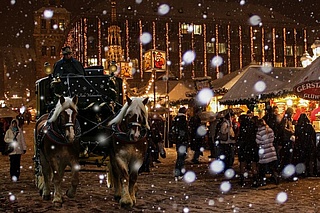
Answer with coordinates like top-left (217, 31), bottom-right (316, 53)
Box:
top-left (169, 105), bottom-right (319, 186)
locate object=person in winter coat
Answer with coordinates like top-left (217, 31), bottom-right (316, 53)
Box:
top-left (256, 119), bottom-right (279, 187)
top-left (189, 108), bottom-right (205, 164)
top-left (171, 107), bottom-right (189, 179)
top-left (262, 106), bottom-right (282, 168)
top-left (216, 113), bottom-right (236, 171)
top-left (279, 107), bottom-right (295, 172)
top-left (4, 119), bottom-right (27, 181)
top-left (208, 113), bottom-right (223, 159)
top-left (237, 114), bottom-right (259, 187)
top-left (53, 46), bottom-right (85, 77)
top-left (293, 113), bottom-right (317, 177)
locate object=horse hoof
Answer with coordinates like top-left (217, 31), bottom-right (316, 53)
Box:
top-left (114, 195), bottom-right (121, 202)
top-left (53, 202), bottom-right (62, 208)
top-left (39, 190), bottom-right (43, 197)
top-left (42, 194), bottom-right (51, 201)
top-left (66, 189), bottom-right (75, 198)
top-left (120, 201), bottom-right (133, 209)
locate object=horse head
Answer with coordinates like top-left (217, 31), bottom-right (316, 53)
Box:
top-left (108, 95), bottom-right (149, 142)
top-left (125, 95), bottom-right (149, 141)
top-left (48, 96), bottom-right (79, 143)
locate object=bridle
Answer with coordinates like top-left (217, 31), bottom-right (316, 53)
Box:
top-left (111, 111), bottom-right (148, 144)
top-left (45, 109), bottom-right (81, 145)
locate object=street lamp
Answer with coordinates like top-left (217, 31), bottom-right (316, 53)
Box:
top-left (300, 40), bottom-right (320, 68)
top-left (300, 51), bottom-right (312, 68)
top-left (311, 40), bottom-right (320, 60)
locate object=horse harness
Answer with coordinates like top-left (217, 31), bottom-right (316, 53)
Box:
top-left (111, 123), bottom-right (148, 144)
top-left (38, 110), bottom-right (81, 146)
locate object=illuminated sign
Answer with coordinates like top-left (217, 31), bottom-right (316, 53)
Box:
top-left (293, 80), bottom-right (320, 100)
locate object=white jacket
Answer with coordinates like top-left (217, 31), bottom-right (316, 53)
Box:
top-left (4, 119), bottom-right (26, 155)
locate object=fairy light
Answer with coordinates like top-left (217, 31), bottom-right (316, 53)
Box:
top-left (153, 21), bottom-right (156, 50)
top-left (215, 24), bottom-right (219, 78)
top-left (239, 25), bottom-right (243, 68)
top-left (227, 24), bottom-right (231, 74)
top-left (294, 28), bottom-right (297, 67)
top-left (273, 28), bottom-right (276, 66)
top-left (250, 27), bottom-right (254, 62)
top-left (139, 20), bottom-right (143, 79)
top-left (84, 18), bottom-right (88, 67)
top-left (178, 22), bottom-right (182, 79)
top-left (166, 22), bottom-right (169, 64)
top-left (126, 20), bottom-right (129, 59)
top-left (203, 23), bottom-right (207, 76)
top-left (98, 18), bottom-right (102, 65)
top-left (261, 27), bottom-right (265, 63)
top-left (191, 23), bottom-right (195, 78)
top-left (283, 27), bottom-right (287, 67)
top-left (304, 29), bottom-right (307, 51)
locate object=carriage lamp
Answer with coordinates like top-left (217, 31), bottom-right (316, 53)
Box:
top-left (44, 62), bottom-right (53, 75)
top-left (108, 61), bottom-right (118, 74)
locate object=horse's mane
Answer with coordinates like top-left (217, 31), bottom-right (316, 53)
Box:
top-left (48, 97), bottom-right (78, 123)
top-left (108, 97), bottom-right (150, 129)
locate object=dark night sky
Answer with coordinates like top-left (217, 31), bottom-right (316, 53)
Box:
top-left (0, 0), bottom-right (319, 48)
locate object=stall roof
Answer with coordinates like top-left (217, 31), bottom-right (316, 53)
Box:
top-left (283, 56), bottom-right (320, 90)
top-left (211, 66), bottom-right (248, 94)
top-left (168, 83), bottom-right (194, 101)
top-left (142, 79), bottom-right (195, 100)
top-left (219, 65), bottom-right (302, 104)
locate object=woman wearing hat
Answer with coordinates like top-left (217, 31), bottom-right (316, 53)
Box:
top-left (53, 46), bottom-right (85, 77)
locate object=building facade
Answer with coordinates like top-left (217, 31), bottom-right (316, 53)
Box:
top-left (33, 0), bottom-right (319, 90)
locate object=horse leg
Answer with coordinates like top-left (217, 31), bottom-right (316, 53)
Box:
top-left (41, 161), bottom-right (52, 201)
top-left (129, 171), bottom-right (138, 205)
top-left (66, 159), bottom-right (80, 198)
top-left (110, 159), bottom-right (122, 202)
top-left (118, 160), bottom-right (133, 208)
top-left (51, 162), bottom-right (64, 207)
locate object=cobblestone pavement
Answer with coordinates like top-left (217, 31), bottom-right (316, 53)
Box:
top-left (1, 123), bottom-right (320, 212)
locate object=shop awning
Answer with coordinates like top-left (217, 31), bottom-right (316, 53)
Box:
top-left (219, 65), bottom-right (302, 104)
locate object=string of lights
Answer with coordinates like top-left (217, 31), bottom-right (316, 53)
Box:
top-left (283, 27), bottom-right (287, 67)
top-left (227, 24), bottom-right (231, 74)
top-left (239, 26), bottom-right (243, 69)
top-left (203, 23), bottom-right (207, 77)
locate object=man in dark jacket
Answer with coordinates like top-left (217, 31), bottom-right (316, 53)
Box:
top-left (53, 46), bottom-right (85, 77)
top-left (171, 107), bottom-right (189, 179)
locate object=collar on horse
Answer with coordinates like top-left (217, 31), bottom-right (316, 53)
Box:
top-left (43, 110), bottom-right (81, 145)
top-left (111, 123), bottom-right (147, 144)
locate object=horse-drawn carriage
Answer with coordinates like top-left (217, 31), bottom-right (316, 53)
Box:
top-left (33, 65), bottom-right (153, 208)
top-left (34, 66), bottom-right (123, 167)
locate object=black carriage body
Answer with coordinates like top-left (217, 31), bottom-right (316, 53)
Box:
top-left (35, 67), bottom-right (123, 163)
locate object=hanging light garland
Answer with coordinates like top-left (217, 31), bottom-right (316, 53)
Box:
top-left (283, 27), bottom-right (287, 67)
top-left (239, 25), bottom-right (243, 69)
top-left (203, 23), bottom-right (207, 76)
